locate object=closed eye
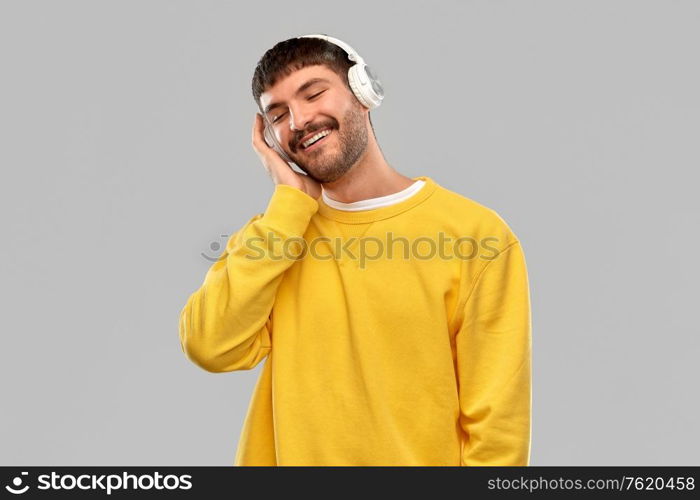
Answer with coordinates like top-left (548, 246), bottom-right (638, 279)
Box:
top-left (271, 91), bottom-right (326, 123)
top-left (308, 90), bottom-right (325, 101)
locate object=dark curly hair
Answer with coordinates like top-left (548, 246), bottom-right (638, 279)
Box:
top-left (251, 36), bottom-right (374, 132)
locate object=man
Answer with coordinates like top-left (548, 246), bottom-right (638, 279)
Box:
top-left (179, 34), bottom-right (532, 466)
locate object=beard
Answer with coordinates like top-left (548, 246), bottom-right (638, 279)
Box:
top-left (290, 103), bottom-right (368, 184)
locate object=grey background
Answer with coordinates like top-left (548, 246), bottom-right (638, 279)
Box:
top-left (1, 0), bottom-right (698, 465)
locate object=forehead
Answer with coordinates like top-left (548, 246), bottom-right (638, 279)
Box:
top-left (259, 64), bottom-right (342, 111)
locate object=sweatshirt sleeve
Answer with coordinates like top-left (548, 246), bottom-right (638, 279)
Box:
top-left (179, 184), bottom-right (319, 373)
top-left (454, 239), bottom-right (532, 466)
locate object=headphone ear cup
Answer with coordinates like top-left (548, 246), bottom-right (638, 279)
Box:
top-left (348, 64), bottom-right (383, 110)
top-left (263, 122), bottom-right (293, 163)
top-left (263, 123), bottom-right (275, 149)
top-left (348, 70), bottom-right (369, 109)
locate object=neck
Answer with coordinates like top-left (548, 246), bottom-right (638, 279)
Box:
top-left (320, 134), bottom-right (415, 203)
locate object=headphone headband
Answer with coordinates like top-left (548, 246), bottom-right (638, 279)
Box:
top-left (297, 33), bottom-right (365, 65)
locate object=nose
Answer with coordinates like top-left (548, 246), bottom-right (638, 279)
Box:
top-left (289, 104), bottom-right (314, 136)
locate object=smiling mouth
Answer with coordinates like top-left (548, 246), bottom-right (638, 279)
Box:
top-left (300, 129), bottom-right (333, 152)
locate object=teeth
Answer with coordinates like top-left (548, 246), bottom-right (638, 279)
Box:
top-left (302, 129), bottom-right (331, 148)
top-left (303, 130), bottom-right (330, 148)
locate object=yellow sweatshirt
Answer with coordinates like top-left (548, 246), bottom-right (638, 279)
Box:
top-left (179, 175), bottom-right (532, 466)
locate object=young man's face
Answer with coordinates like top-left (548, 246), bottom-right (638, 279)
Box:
top-left (259, 64), bottom-right (369, 183)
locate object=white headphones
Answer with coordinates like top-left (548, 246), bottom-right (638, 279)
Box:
top-left (262, 33), bottom-right (384, 164)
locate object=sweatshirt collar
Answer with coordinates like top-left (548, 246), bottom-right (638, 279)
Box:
top-left (315, 176), bottom-right (438, 224)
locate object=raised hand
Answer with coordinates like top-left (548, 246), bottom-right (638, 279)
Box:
top-left (252, 113), bottom-right (322, 200)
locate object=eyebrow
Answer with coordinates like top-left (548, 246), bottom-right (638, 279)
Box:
top-left (263, 77), bottom-right (331, 115)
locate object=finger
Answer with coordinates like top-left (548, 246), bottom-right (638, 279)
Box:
top-left (255, 113), bottom-right (271, 148)
top-left (252, 113), bottom-right (258, 146)
top-left (253, 114), bottom-right (269, 154)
